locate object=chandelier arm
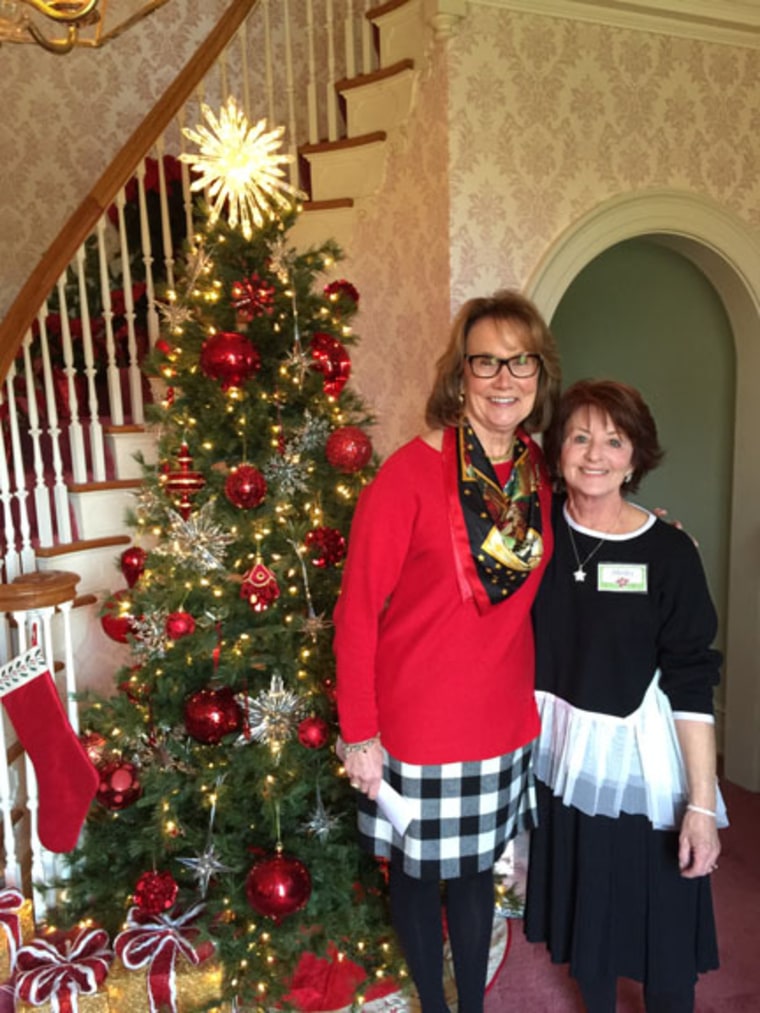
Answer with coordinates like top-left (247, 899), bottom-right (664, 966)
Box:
top-left (22, 0), bottom-right (99, 24)
top-left (24, 20), bottom-right (78, 52)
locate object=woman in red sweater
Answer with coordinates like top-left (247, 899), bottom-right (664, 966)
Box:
top-left (334, 290), bottom-right (561, 1011)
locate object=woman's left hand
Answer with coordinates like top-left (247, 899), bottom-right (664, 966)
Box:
top-left (678, 809), bottom-right (721, 878)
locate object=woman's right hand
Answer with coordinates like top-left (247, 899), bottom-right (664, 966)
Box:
top-left (344, 739), bottom-right (384, 800)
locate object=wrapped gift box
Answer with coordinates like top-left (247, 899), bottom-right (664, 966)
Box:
top-left (0, 890), bottom-right (35, 980)
top-left (108, 956), bottom-right (223, 1012)
top-left (110, 904), bottom-right (223, 1013)
top-left (14, 926), bottom-right (113, 1013)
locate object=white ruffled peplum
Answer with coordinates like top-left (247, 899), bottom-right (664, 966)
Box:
top-left (533, 672), bottom-right (728, 831)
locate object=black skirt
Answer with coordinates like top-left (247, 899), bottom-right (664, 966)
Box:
top-left (524, 780), bottom-right (719, 992)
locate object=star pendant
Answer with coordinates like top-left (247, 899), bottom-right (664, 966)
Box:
top-left (573, 567), bottom-right (587, 583)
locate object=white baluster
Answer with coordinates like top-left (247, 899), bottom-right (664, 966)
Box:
top-left (74, 245), bottom-right (106, 481)
top-left (239, 17), bottom-right (252, 119)
top-left (306, 0), bottom-right (318, 144)
top-left (262, 0), bottom-right (276, 129)
top-left (115, 191), bottom-right (146, 427)
top-left (20, 331), bottom-right (54, 547)
top-left (36, 309), bottom-right (72, 543)
top-left (0, 390), bottom-right (20, 581)
top-left (325, 0), bottom-right (338, 141)
top-left (155, 136), bottom-right (176, 291)
top-left (345, 0), bottom-right (356, 80)
top-left (177, 111), bottom-right (196, 243)
top-left (96, 218), bottom-right (124, 428)
top-left (282, 0), bottom-right (300, 189)
top-left (3, 366), bottom-right (35, 574)
top-left (58, 600), bottom-right (79, 732)
top-left (361, 0), bottom-right (373, 75)
top-left (57, 274), bottom-right (88, 484)
top-left (136, 159), bottom-right (161, 350)
top-left (0, 705), bottom-right (18, 887)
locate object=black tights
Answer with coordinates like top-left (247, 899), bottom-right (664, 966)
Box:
top-left (578, 976), bottom-right (696, 1013)
top-left (389, 866), bottom-right (494, 1013)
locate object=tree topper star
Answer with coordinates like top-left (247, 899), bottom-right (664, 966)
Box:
top-left (181, 98), bottom-right (302, 239)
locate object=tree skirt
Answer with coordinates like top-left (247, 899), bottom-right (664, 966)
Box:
top-left (284, 915), bottom-right (511, 1012)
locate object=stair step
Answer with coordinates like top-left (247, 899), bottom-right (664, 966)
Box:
top-left (300, 131), bottom-right (388, 203)
top-left (368, 0), bottom-right (425, 68)
top-left (336, 59), bottom-right (416, 137)
top-left (36, 535), bottom-right (131, 597)
top-left (290, 201), bottom-right (357, 258)
top-left (67, 480), bottom-right (141, 542)
top-left (104, 424), bottom-right (157, 480)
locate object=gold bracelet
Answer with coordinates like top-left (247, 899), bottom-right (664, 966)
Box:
top-left (344, 735), bottom-right (380, 755)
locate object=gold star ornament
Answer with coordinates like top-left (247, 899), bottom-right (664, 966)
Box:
top-left (181, 97), bottom-right (301, 239)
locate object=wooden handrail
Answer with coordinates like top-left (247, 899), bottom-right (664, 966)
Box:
top-left (0, 0), bottom-right (259, 385)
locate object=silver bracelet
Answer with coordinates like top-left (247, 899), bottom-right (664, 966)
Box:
top-left (686, 803), bottom-right (716, 818)
top-left (344, 734), bottom-right (380, 755)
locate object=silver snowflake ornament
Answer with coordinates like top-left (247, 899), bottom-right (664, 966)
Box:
top-left (177, 843), bottom-right (232, 899)
top-left (235, 673), bottom-right (304, 755)
top-left (153, 501), bottom-right (235, 573)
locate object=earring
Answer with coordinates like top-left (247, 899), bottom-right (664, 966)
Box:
top-left (624, 473), bottom-right (633, 484)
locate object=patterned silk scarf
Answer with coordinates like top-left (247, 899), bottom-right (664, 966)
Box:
top-left (444, 424), bottom-right (544, 611)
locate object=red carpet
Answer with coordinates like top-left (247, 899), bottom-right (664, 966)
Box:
top-left (485, 779), bottom-right (760, 1011)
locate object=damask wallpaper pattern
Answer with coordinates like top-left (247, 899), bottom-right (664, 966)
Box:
top-left (0, 0), bottom-right (231, 317)
top-left (446, 6), bottom-right (760, 307)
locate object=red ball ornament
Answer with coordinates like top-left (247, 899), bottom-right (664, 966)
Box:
top-left (240, 562), bottom-right (280, 612)
top-left (165, 610), bottom-right (196, 640)
top-left (309, 333), bottom-right (351, 396)
top-left (304, 526), bottom-right (347, 568)
top-left (133, 870), bottom-right (178, 915)
top-left (120, 545), bottom-right (147, 588)
top-left (200, 331), bottom-right (261, 390)
top-left (245, 851), bottom-right (312, 922)
top-left (324, 278), bottom-right (360, 307)
top-left (297, 715), bottom-right (330, 750)
top-left (184, 687), bottom-right (242, 744)
top-left (325, 426), bottom-right (372, 473)
top-left (101, 589), bottom-right (135, 644)
top-left (225, 464), bottom-right (267, 509)
top-left (96, 758), bottom-right (142, 810)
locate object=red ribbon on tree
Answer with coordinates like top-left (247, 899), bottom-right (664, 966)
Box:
top-left (0, 888), bottom-right (26, 973)
top-left (114, 904), bottom-right (214, 1013)
top-left (15, 927), bottom-right (113, 1013)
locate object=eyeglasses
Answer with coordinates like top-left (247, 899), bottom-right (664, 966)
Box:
top-left (466, 353), bottom-right (542, 379)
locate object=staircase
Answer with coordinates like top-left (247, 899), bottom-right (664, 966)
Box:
top-left (0, 0), bottom-right (456, 896)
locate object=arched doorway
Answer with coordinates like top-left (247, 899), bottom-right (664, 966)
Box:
top-left (527, 190), bottom-right (760, 792)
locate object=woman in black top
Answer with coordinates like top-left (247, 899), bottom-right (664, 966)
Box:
top-left (525, 379), bottom-right (726, 1013)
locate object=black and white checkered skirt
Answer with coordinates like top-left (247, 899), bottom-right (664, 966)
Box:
top-left (357, 742), bottom-right (537, 880)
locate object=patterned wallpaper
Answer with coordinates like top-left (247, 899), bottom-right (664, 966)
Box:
top-left (446, 5), bottom-right (760, 307)
top-left (345, 41), bottom-right (452, 460)
top-left (0, 0), bottom-right (231, 318)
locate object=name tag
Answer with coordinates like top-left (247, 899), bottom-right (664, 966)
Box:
top-left (597, 563), bottom-right (648, 592)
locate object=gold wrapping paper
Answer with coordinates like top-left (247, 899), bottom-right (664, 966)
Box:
top-left (15, 988), bottom-right (110, 1013)
top-left (0, 897), bottom-right (34, 980)
top-left (108, 956), bottom-right (224, 1012)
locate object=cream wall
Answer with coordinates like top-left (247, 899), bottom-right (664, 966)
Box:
top-left (0, 0), bottom-right (233, 319)
top-left (447, 5), bottom-right (760, 304)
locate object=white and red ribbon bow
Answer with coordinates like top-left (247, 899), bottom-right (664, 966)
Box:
top-left (114, 904), bottom-right (212, 1013)
top-left (15, 927), bottom-right (112, 1013)
top-left (0, 888), bottom-right (27, 972)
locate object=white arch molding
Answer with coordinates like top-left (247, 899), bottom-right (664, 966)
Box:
top-left (526, 189), bottom-right (760, 792)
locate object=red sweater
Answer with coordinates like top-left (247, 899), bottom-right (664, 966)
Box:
top-left (334, 434), bottom-right (553, 764)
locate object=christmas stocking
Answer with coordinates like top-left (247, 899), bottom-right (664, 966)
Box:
top-left (0, 646), bottom-right (99, 853)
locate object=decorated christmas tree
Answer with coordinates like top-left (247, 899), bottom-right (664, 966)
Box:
top-left (59, 103), bottom-right (404, 1010)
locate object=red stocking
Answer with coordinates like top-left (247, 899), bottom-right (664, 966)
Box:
top-left (0, 647), bottom-right (99, 853)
